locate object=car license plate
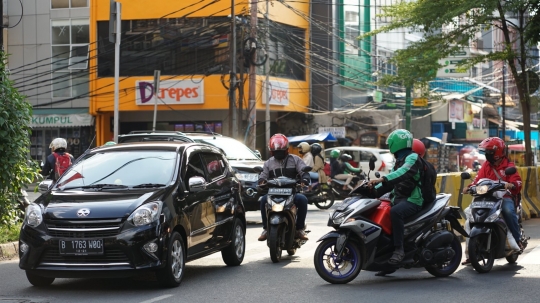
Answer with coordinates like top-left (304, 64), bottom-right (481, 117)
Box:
top-left (59, 239), bottom-right (104, 255)
top-left (268, 188), bottom-right (293, 195)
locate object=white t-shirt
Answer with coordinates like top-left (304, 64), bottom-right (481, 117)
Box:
top-left (302, 152), bottom-right (314, 167)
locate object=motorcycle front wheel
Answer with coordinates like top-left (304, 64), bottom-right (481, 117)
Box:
top-left (268, 225), bottom-right (283, 263)
top-left (468, 234), bottom-right (494, 273)
top-left (314, 189), bottom-right (335, 210)
top-left (314, 238), bottom-right (362, 284)
top-left (425, 235), bottom-right (462, 277)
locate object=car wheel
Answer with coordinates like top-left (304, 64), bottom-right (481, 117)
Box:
top-left (221, 218), bottom-right (245, 266)
top-left (157, 231), bottom-right (185, 288)
top-left (26, 271), bottom-right (55, 287)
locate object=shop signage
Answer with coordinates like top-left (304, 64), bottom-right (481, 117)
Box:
top-left (31, 113), bottom-right (94, 128)
top-left (263, 81), bottom-right (289, 106)
top-left (466, 129), bottom-right (488, 140)
top-left (318, 127), bottom-right (346, 138)
top-left (359, 132), bottom-right (379, 146)
top-left (448, 99), bottom-right (473, 123)
top-left (136, 80), bottom-right (204, 105)
top-left (413, 98), bottom-right (428, 107)
top-left (437, 48), bottom-right (470, 77)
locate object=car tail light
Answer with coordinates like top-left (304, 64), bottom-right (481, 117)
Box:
top-left (378, 161), bottom-right (386, 171)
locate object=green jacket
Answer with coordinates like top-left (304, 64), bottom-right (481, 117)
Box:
top-left (343, 162), bottom-right (361, 174)
top-left (375, 152), bottom-right (423, 206)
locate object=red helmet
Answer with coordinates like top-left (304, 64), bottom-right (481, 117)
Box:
top-left (478, 137), bottom-right (506, 161)
top-left (412, 139), bottom-right (426, 158)
top-left (207, 160), bottom-right (221, 174)
top-left (268, 133), bottom-right (289, 151)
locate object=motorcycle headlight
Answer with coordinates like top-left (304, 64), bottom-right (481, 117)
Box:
top-left (235, 173), bottom-right (259, 182)
top-left (485, 209), bottom-right (501, 223)
top-left (332, 209), bottom-right (353, 225)
top-left (128, 201), bottom-right (163, 226)
top-left (476, 185), bottom-right (489, 195)
top-left (25, 204), bottom-right (43, 228)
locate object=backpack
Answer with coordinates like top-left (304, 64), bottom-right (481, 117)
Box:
top-left (53, 152), bottom-right (72, 180)
top-left (417, 157), bottom-right (437, 205)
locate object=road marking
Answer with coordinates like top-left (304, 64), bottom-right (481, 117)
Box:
top-left (139, 294), bottom-right (173, 303)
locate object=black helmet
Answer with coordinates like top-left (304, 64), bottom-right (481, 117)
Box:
top-left (340, 154), bottom-right (352, 162)
top-left (310, 143), bottom-right (322, 155)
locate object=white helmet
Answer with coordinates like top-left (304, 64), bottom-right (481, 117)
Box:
top-left (298, 142), bottom-right (310, 154)
top-left (49, 138), bottom-right (67, 151)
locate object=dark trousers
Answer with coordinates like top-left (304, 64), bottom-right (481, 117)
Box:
top-left (390, 198), bottom-right (422, 248)
top-left (259, 194), bottom-right (308, 230)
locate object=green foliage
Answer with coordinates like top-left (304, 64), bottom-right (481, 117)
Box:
top-left (0, 222), bottom-right (21, 244)
top-left (0, 51), bottom-right (41, 226)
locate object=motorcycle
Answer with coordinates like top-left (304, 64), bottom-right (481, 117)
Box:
top-left (301, 172), bottom-right (335, 210)
top-left (254, 166), bottom-right (312, 263)
top-left (461, 167), bottom-right (529, 273)
top-left (329, 171), bottom-right (364, 200)
top-left (313, 159), bottom-right (467, 284)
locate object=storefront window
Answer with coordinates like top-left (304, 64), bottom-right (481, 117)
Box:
top-left (51, 19), bottom-right (89, 98)
top-left (30, 127), bottom-right (95, 162)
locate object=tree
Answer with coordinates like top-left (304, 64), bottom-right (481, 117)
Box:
top-left (362, 0), bottom-right (538, 166)
top-left (0, 52), bottom-right (41, 225)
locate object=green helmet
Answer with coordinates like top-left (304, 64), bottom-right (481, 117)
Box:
top-left (104, 141), bottom-right (117, 146)
top-left (330, 149), bottom-right (341, 158)
top-left (386, 129), bottom-right (413, 154)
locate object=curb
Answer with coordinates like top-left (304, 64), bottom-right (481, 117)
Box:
top-left (0, 241), bottom-right (19, 260)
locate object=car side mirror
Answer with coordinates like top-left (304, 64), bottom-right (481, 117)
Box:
top-left (302, 166), bottom-right (312, 172)
top-left (369, 156), bottom-right (376, 171)
top-left (505, 167), bottom-right (517, 176)
top-left (253, 166), bottom-right (263, 173)
top-left (461, 172), bottom-right (471, 180)
top-left (38, 179), bottom-right (54, 194)
top-left (188, 176), bottom-right (207, 193)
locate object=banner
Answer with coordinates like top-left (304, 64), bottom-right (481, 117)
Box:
top-left (136, 80), bottom-right (204, 105)
top-left (263, 81), bottom-right (289, 106)
top-left (31, 113), bottom-right (94, 128)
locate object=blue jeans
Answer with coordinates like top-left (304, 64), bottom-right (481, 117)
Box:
top-left (259, 194), bottom-right (308, 230)
top-left (502, 197), bottom-right (521, 242)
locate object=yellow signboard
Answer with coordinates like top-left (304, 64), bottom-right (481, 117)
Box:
top-left (413, 98), bottom-right (428, 107)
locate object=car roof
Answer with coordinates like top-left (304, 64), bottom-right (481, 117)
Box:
top-left (91, 142), bottom-right (221, 154)
top-left (325, 146), bottom-right (390, 153)
top-left (118, 131), bottom-right (194, 141)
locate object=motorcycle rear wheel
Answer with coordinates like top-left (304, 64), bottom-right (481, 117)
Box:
top-left (425, 235), bottom-right (462, 277)
top-left (468, 234), bottom-right (494, 273)
top-left (268, 225), bottom-right (283, 263)
top-left (314, 238), bottom-right (362, 284)
top-left (314, 189), bottom-right (335, 210)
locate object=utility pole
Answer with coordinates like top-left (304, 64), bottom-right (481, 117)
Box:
top-left (152, 70), bottom-right (161, 131)
top-left (1, 0), bottom-right (3, 51)
top-left (229, 0), bottom-right (238, 138)
top-left (502, 64), bottom-right (506, 139)
top-left (247, 0), bottom-right (258, 150)
top-left (405, 85), bottom-right (412, 131)
top-left (109, 0), bottom-right (121, 142)
top-left (265, 0), bottom-right (271, 154)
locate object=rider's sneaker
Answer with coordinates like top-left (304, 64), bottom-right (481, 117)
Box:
top-left (258, 230), bottom-right (267, 241)
top-left (295, 229), bottom-right (309, 240)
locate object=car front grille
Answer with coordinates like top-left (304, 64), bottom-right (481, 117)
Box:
top-left (46, 219), bottom-right (124, 238)
top-left (40, 246), bottom-right (130, 265)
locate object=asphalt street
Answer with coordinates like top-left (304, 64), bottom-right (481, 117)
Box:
top-left (2, 199), bottom-right (540, 303)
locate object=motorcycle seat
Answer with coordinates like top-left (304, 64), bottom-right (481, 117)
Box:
top-left (404, 196), bottom-right (441, 223)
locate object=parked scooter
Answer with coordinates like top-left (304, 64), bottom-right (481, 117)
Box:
top-left (301, 172), bottom-right (335, 209)
top-left (461, 167), bottom-right (529, 273)
top-left (254, 166), bottom-right (312, 263)
top-left (313, 159), bottom-right (467, 284)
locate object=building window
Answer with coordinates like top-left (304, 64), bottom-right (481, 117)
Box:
top-left (52, 0), bottom-right (88, 9)
top-left (51, 19), bottom-right (89, 98)
top-left (345, 11), bottom-right (358, 23)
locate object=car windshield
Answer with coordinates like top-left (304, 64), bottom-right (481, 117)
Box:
top-left (194, 137), bottom-right (260, 161)
top-left (55, 151), bottom-right (177, 189)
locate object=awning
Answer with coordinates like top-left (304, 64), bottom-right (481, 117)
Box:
top-left (31, 113), bottom-right (94, 128)
top-left (287, 132), bottom-right (337, 144)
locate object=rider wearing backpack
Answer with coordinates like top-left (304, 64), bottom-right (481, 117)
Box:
top-left (367, 129), bottom-right (426, 264)
top-left (41, 138), bottom-right (74, 181)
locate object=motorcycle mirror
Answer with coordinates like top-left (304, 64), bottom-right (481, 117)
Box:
top-left (375, 172), bottom-right (381, 178)
top-left (302, 166), bottom-right (312, 172)
top-left (461, 172), bottom-right (471, 180)
top-left (253, 166), bottom-right (263, 173)
top-left (505, 167), bottom-right (517, 176)
top-left (369, 156), bottom-right (376, 171)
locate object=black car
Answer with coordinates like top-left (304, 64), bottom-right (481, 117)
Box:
top-left (118, 131), bottom-right (264, 211)
top-left (20, 142), bottom-right (246, 287)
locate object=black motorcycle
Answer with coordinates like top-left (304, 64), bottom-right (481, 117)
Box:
top-left (313, 159), bottom-right (467, 284)
top-left (330, 171), bottom-right (364, 200)
top-left (301, 172), bottom-right (335, 209)
top-left (462, 167), bottom-right (529, 273)
top-left (254, 166), bottom-right (312, 263)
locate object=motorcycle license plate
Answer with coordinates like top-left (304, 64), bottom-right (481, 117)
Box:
top-left (268, 188), bottom-right (293, 195)
top-left (59, 239), bottom-right (104, 255)
top-left (471, 201), bottom-right (496, 208)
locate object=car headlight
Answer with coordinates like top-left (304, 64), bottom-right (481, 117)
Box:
top-left (235, 173), bottom-right (259, 182)
top-left (128, 201), bottom-right (163, 226)
top-left (476, 185), bottom-right (489, 195)
top-left (485, 209), bottom-right (501, 223)
top-left (25, 204), bottom-right (43, 228)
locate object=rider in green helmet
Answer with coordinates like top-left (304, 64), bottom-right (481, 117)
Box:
top-left (103, 141), bottom-right (117, 146)
top-left (329, 149), bottom-right (359, 191)
top-left (367, 129), bottom-right (424, 268)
